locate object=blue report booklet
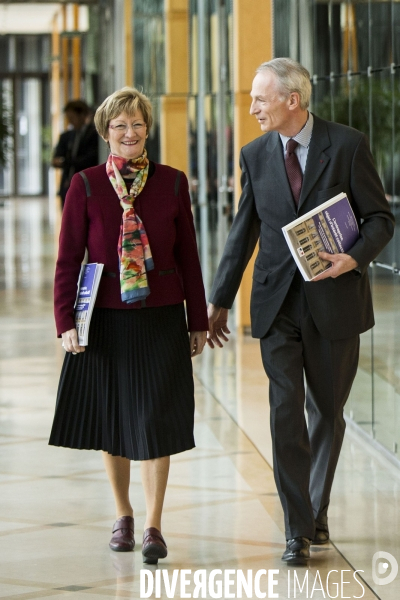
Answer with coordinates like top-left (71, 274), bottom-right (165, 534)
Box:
top-left (282, 192), bottom-right (359, 281)
top-left (74, 262), bottom-right (104, 345)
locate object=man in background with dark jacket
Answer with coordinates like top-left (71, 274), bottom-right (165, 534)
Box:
top-left (52, 100), bottom-right (99, 208)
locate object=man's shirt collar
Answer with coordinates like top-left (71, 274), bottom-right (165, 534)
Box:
top-left (279, 112), bottom-right (314, 149)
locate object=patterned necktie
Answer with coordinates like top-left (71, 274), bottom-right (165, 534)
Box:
top-left (285, 139), bottom-right (303, 205)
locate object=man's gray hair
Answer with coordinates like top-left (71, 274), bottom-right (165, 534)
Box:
top-left (256, 58), bottom-right (312, 110)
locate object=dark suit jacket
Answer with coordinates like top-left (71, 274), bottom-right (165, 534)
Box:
top-left (54, 163), bottom-right (208, 337)
top-left (53, 123), bottom-right (99, 201)
top-left (209, 115), bottom-right (395, 340)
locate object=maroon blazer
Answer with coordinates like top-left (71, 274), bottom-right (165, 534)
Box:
top-left (54, 162), bottom-right (208, 336)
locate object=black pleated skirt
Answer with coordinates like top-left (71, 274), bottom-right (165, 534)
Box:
top-left (49, 304), bottom-right (195, 460)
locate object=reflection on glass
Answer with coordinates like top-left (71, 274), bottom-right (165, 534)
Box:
top-left (371, 267), bottom-right (400, 455)
top-left (16, 36), bottom-right (50, 73)
top-left (189, 0), bottom-right (233, 289)
top-left (133, 0), bottom-right (165, 95)
top-left (0, 199), bottom-right (47, 291)
top-left (16, 78), bottom-right (42, 195)
top-left (3, 201), bottom-right (16, 290)
top-left (0, 79), bottom-right (14, 196)
top-left (347, 326), bottom-right (373, 437)
top-left (133, 0), bottom-right (165, 163)
top-left (367, 2), bottom-right (392, 72)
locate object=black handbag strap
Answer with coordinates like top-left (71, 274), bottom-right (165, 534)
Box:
top-left (80, 169), bottom-right (180, 198)
top-left (175, 170), bottom-right (181, 196)
top-left (79, 171), bottom-right (91, 197)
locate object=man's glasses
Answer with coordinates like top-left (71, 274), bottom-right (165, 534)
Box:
top-left (109, 123), bottom-right (146, 132)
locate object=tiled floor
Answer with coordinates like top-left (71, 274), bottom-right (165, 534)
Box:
top-left (0, 198), bottom-right (399, 599)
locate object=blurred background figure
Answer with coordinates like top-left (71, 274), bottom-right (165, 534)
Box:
top-left (52, 99), bottom-right (99, 208)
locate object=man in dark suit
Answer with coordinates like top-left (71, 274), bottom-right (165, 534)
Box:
top-left (207, 58), bottom-right (394, 564)
top-left (52, 100), bottom-right (99, 208)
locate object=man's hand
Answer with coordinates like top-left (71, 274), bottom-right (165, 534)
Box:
top-left (312, 252), bottom-right (358, 281)
top-left (207, 304), bottom-right (231, 349)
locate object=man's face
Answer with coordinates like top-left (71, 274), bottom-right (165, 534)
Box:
top-left (65, 109), bottom-right (86, 129)
top-left (250, 70), bottom-right (292, 134)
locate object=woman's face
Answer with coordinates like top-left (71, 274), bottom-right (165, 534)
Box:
top-left (105, 109), bottom-right (147, 160)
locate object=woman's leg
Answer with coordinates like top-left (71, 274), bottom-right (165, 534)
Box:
top-left (102, 452), bottom-right (133, 518)
top-left (141, 456), bottom-right (170, 531)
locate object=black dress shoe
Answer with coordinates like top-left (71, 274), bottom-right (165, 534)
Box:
top-left (282, 537), bottom-right (311, 564)
top-left (109, 516), bottom-right (135, 552)
top-left (312, 528), bottom-right (329, 545)
top-left (142, 527), bottom-right (168, 565)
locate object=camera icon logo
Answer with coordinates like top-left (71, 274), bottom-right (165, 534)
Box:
top-left (372, 551), bottom-right (398, 586)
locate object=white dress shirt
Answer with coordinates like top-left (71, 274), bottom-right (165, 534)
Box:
top-left (279, 112), bottom-right (314, 174)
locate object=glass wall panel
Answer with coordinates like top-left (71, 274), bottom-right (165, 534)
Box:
top-left (395, 2), bottom-right (400, 67)
top-left (16, 78), bottom-right (42, 195)
top-left (347, 329), bottom-right (373, 436)
top-left (0, 79), bottom-right (14, 197)
top-left (133, 0), bottom-right (165, 95)
top-left (354, 3), bottom-right (370, 73)
top-left (0, 35), bottom-right (58, 196)
top-left (15, 36), bottom-right (50, 74)
top-left (83, 8), bottom-right (100, 108)
top-left (133, 0), bottom-right (165, 163)
top-left (369, 2), bottom-right (392, 71)
top-left (274, 0), bottom-right (290, 58)
top-left (96, 1), bottom-right (115, 102)
top-left (371, 266), bottom-right (400, 455)
top-left (189, 0), bottom-right (233, 293)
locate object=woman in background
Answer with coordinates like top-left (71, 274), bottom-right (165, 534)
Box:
top-left (49, 87), bottom-right (208, 564)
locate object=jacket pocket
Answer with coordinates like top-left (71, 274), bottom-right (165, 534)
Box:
top-left (252, 263), bottom-right (269, 284)
top-left (317, 182), bottom-right (346, 202)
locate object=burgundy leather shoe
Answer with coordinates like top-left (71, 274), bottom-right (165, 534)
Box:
top-left (142, 527), bottom-right (168, 564)
top-left (109, 516), bottom-right (135, 552)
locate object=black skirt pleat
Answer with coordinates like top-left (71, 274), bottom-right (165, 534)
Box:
top-left (49, 304), bottom-right (195, 460)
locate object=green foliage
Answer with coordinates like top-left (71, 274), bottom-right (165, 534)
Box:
top-left (314, 76), bottom-right (400, 174)
top-left (41, 125), bottom-right (53, 164)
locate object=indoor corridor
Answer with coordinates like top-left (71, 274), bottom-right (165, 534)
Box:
top-left (0, 197), bottom-right (399, 599)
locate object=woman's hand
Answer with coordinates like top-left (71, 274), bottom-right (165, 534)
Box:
top-left (189, 331), bottom-right (207, 356)
top-left (61, 328), bottom-right (85, 354)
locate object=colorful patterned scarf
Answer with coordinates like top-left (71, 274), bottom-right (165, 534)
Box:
top-left (106, 151), bottom-right (154, 303)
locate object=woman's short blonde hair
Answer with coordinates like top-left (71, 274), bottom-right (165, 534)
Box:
top-left (94, 87), bottom-right (153, 139)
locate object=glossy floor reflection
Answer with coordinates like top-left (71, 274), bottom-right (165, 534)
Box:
top-left (0, 198), bottom-right (398, 599)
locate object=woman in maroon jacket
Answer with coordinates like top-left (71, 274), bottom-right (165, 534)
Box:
top-left (49, 87), bottom-right (208, 564)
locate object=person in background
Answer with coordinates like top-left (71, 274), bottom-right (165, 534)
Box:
top-left (49, 87), bottom-right (208, 564)
top-left (52, 99), bottom-right (99, 208)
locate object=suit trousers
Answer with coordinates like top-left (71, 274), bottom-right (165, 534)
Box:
top-left (260, 272), bottom-right (360, 540)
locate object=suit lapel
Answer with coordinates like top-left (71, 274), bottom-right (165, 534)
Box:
top-left (264, 133), bottom-right (296, 211)
top-left (298, 116), bottom-right (331, 211)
